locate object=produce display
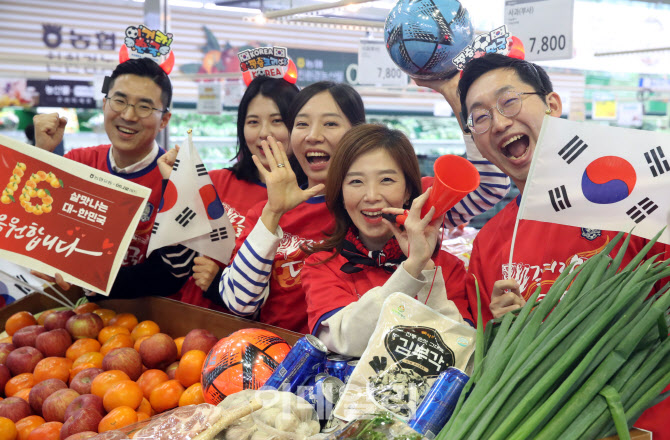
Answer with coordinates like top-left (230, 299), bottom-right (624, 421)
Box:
top-left (0, 302), bottom-right (270, 439)
top-left (2, 230), bottom-right (669, 440)
top-left (437, 231), bottom-right (670, 440)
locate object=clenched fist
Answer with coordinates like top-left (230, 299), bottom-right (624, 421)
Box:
top-left (33, 113), bottom-right (67, 152)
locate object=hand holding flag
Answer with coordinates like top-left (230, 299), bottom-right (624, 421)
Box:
top-left (147, 131), bottom-right (235, 265)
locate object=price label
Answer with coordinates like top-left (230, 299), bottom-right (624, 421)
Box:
top-left (504, 0), bottom-right (574, 61)
top-left (357, 39), bottom-right (408, 86)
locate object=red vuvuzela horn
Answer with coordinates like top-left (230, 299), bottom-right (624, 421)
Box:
top-left (384, 155), bottom-right (480, 225)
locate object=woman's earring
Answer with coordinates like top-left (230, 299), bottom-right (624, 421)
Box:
top-left (545, 108), bottom-right (552, 115)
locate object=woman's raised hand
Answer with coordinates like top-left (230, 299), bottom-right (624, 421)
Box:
top-left (382, 188), bottom-right (442, 278)
top-left (256, 136), bottom-right (324, 233)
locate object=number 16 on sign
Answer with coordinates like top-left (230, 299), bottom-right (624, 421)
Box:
top-left (357, 39), bottom-right (408, 86)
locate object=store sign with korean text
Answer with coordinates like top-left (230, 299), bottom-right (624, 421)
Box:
top-left (27, 80), bottom-right (96, 109)
top-left (504, 0), bottom-right (574, 61)
top-left (290, 49), bottom-right (358, 87)
top-left (41, 24), bottom-right (117, 75)
top-left (0, 135), bottom-right (150, 295)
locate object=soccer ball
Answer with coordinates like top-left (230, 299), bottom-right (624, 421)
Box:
top-left (201, 329), bottom-right (291, 404)
top-left (472, 33), bottom-right (492, 53)
top-left (384, 0), bottom-right (474, 80)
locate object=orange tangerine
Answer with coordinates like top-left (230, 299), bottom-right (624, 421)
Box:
top-left (98, 326), bottom-right (130, 345)
top-left (108, 313), bottom-right (138, 332)
top-left (130, 320), bottom-right (160, 342)
top-left (100, 333), bottom-right (133, 357)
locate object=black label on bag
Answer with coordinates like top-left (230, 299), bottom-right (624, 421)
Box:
top-left (384, 325), bottom-right (455, 378)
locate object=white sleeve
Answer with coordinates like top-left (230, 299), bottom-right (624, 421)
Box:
top-left (443, 135), bottom-right (510, 228)
top-left (218, 220), bottom-right (282, 316)
top-left (316, 263), bottom-right (430, 357)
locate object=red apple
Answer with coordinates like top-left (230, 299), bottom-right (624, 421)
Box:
top-left (181, 329), bottom-right (219, 355)
top-left (64, 432), bottom-right (98, 440)
top-left (166, 361), bottom-right (179, 380)
top-left (44, 310), bottom-right (76, 331)
top-left (139, 333), bottom-right (178, 370)
top-left (61, 406), bottom-right (104, 439)
top-left (69, 368), bottom-right (104, 395)
top-left (12, 325), bottom-right (46, 348)
top-left (28, 378), bottom-right (68, 415)
top-left (0, 396), bottom-right (32, 422)
top-left (42, 388), bottom-right (80, 422)
top-left (5, 346), bottom-right (44, 375)
top-left (64, 394), bottom-right (103, 421)
top-left (0, 343), bottom-right (15, 365)
top-left (102, 347), bottom-right (142, 380)
top-left (35, 328), bottom-right (72, 358)
top-left (0, 364), bottom-right (10, 394)
top-left (65, 313), bottom-right (104, 340)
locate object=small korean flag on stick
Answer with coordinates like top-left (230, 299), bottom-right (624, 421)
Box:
top-left (147, 130), bottom-right (235, 264)
top-left (515, 117), bottom-right (670, 254)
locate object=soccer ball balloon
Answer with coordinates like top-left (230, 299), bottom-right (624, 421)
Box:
top-left (385, 0), bottom-right (474, 80)
top-left (201, 329), bottom-right (291, 404)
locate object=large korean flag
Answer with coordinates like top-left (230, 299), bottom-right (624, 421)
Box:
top-left (519, 117), bottom-right (670, 244)
top-left (147, 132), bottom-right (236, 263)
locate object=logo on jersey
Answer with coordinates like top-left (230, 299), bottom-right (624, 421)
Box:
top-left (274, 232), bottom-right (318, 288)
top-left (581, 228), bottom-right (602, 241)
top-left (140, 202), bottom-right (155, 223)
top-left (501, 249), bottom-right (604, 301)
top-left (223, 202), bottom-right (245, 237)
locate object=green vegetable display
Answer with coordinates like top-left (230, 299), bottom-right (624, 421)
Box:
top-left (437, 230), bottom-right (670, 440)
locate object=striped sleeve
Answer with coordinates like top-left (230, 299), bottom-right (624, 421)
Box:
top-left (219, 220), bottom-right (280, 316)
top-left (443, 136), bottom-right (510, 228)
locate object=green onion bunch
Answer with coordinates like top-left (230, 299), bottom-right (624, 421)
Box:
top-left (436, 230), bottom-right (670, 440)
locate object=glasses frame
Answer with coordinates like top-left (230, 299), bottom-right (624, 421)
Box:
top-left (105, 95), bottom-right (169, 119)
top-left (466, 91), bottom-right (544, 135)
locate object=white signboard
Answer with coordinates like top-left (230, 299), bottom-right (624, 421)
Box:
top-left (357, 39), bottom-right (408, 86)
top-left (504, 0), bottom-right (574, 61)
top-left (617, 102), bottom-right (644, 127)
top-left (197, 82), bottom-right (222, 115)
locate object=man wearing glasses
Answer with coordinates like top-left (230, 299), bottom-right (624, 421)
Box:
top-left (33, 57), bottom-right (171, 267)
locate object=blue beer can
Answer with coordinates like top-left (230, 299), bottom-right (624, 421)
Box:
top-left (261, 334), bottom-right (328, 393)
top-left (407, 367), bottom-right (469, 438)
top-left (297, 373), bottom-right (344, 427)
top-left (324, 354), bottom-right (352, 382)
top-left (343, 360), bottom-right (358, 384)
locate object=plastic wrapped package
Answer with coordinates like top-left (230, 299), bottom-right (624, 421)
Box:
top-left (333, 293), bottom-right (475, 422)
top-left (440, 225), bottom-right (478, 269)
top-left (215, 389), bottom-right (324, 440)
top-left (89, 401), bottom-right (261, 440)
top-left (324, 412), bottom-right (425, 440)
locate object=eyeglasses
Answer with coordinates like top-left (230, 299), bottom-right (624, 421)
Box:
top-left (105, 95), bottom-right (167, 118)
top-left (467, 90), bottom-right (543, 134)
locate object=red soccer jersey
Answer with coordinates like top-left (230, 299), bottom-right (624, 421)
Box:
top-left (234, 197), bottom-right (334, 334)
top-left (65, 144), bottom-right (164, 266)
top-left (304, 247), bottom-right (470, 334)
top-left (466, 196), bottom-right (670, 439)
top-left (176, 169), bottom-right (267, 309)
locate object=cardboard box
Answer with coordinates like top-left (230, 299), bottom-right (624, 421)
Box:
top-left (601, 428), bottom-right (652, 440)
top-left (0, 289), bottom-right (303, 345)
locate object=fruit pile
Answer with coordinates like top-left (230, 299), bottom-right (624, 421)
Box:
top-left (0, 304), bottom-right (220, 440)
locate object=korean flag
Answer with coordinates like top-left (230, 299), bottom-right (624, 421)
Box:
top-left (519, 117), bottom-right (670, 244)
top-left (147, 131), bottom-right (235, 263)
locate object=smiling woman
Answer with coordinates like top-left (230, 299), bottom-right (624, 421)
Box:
top-left (301, 124), bottom-right (470, 356)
